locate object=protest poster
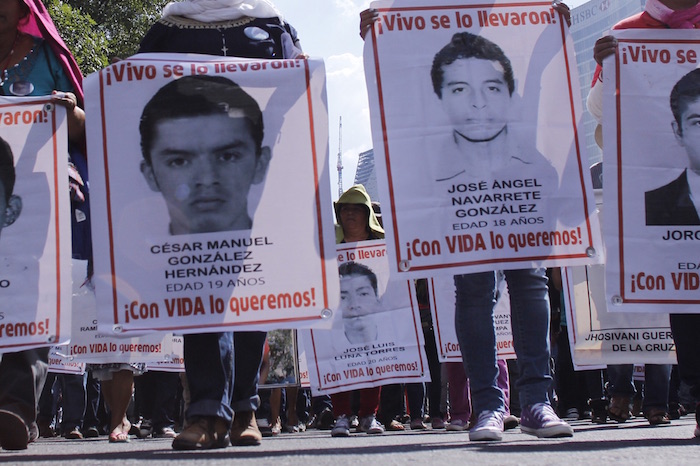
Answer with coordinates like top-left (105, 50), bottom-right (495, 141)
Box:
top-left (563, 266), bottom-right (676, 365)
top-left (0, 96), bottom-right (71, 353)
top-left (602, 29), bottom-right (700, 313)
top-left (363, 0), bottom-right (602, 277)
top-left (260, 329), bottom-right (300, 388)
top-left (145, 334), bottom-right (185, 373)
top-left (48, 346), bottom-right (86, 376)
top-left (305, 240), bottom-right (429, 394)
top-left (297, 331), bottom-right (311, 389)
top-left (428, 274), bottom-right (515, 362)
top-left (84, 53), bottom-right (339, 335)
top-left (61, 260), bottom-right (172, 364)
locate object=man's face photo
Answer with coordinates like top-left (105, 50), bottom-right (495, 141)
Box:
top-left (340, 273), bottom-right (381, 319)
top-left (141, 111), bottom-right (270, 235)
top-left (340, 272), bottom-right (381, 344)
top-left (673, 95), bottom-right (700, 172)
top-left (439, 57), bottom-right (512, 143)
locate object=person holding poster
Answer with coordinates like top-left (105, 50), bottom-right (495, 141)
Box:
top-left (0, 0), bottom-right (85, 451)
top-left (437, 33), bottom-right (573, 441)
top-left (330, 185), bottom-right (387, 437)
top-left (588, 0), bottom-right (700, 438)
top-left (137, 0), bottom-right (304, 450)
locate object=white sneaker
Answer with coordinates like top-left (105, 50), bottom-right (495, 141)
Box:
top-left (359, 415), bottom-right (385, 435)
top-left (331, 415), bottom-right (350, 437)
top-left (469, 410), bottom-right (504, 441)
top-left (446, 419), bottom-right (468, 431)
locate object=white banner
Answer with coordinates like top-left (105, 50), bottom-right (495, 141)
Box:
top-left (84, 53), bottom-right (338, 335)
top-left (563, 266), bottom-right (676, 365)
top-left (304, 240), bottom-right (429, 394)
top-left (0, 96), bottom-right (71, 353)
top-left (146, 334), bottom-right (185, 373)
top-left (58, 260), bottom-right (172, 364)
top-left (429, 274), bottom-right (515, 362)
top-left (363, 0), bottom-right (602, 277)
top-left (603, 29), bottom-right (700, 313)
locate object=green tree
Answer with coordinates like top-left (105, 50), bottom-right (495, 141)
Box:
top-left (44, 0), bottom-right (109, 75)
top-left (43, 0), bottom-right (168, 75)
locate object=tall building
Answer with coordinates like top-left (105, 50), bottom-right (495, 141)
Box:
top-left (353, 148), bottom-right (379, 202)
top-left (569, 0), bottom-right (645, 165)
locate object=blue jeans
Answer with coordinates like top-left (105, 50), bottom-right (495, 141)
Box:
top-left (607, 364), bottom-right (671, 412)
top-left (184, 331), bottom-right (266, 424)
top-left (454, 268), bottom-right (552, 414)
top-left (58, 373), bottom-right (87, 431)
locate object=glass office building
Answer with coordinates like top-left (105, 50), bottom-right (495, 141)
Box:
top-left (570, 0), bottom-right (646, 165)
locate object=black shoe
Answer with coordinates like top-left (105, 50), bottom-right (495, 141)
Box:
top-left (0, 409), bottom-right (30, 450)
top-left (317, 408), bottom-right (335, 430)
top-left (589, 399), bottom-right (608, 424)
top-left (84, 426), bottom-right (100, 438)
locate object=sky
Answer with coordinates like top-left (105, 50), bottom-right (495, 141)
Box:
top-left (272, 0), bottom-right (590, 200)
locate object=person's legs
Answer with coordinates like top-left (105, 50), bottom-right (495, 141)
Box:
top-left (454, 271), bottom-right (503, 413)
top-left (607, 364), bottom-right (634, 422)
top-left (0, 348), bottom-right (49, 450)
top-left (101, 370), bottom-right (134, 442)
top-left (446, 362), bottom-right (470, 431)
top-left (505, 268), bottom-right (572, 438)
top-left (229, 331), bottom-right (265, 446)
top-left (642, 364), bottom-right (672, 425)
top-left (406, 383), bottom-right (426, 429)
top-left (59, 373), bottom-right (87, 438)
top-left (173, 332), bottom-right (232, 450)
top-left (454, 271), bottom-right (505, 441)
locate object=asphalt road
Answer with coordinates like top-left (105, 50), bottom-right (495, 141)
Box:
top-left (3, 415), bottom-right (700, 466)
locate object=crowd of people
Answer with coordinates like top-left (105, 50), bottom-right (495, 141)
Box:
top-left (1, 0), bottom-right (700, 453)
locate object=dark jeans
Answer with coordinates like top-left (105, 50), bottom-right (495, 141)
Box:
top-left (670, 313), bottom-right (700, 403)
top-left (58, 373), bottom-right (87, 432)
top-left (608, 364), bottom-right (671, 412)
top-left (184, 331), bottom-right (266, 424)
top-left (135, 371), bottom-right (180, 430)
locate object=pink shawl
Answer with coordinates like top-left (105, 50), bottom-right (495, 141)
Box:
top-left (18, 0), bottom-right (84, 105)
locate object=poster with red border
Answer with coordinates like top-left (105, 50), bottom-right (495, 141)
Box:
top-left (602, 29), bottom-right (700, 312)
top-left (85, 54), bottom-right (339, 335)
top-left (364, 0), bottom-right (602, 277)
top-left (0, 96), bottom-right (70, 353)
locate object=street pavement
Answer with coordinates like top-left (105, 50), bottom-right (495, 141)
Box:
top-left (3, 415), bottom-right (700, 465)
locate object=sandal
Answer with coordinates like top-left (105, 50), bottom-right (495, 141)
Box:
top-left (109, 431), bottom-right (130, 443)
top-left (645, 408), bottom-right (671, 426)
top-left (386, 420), bottom-right (405, 431)
top-left (608, 396), bottom-right (631, 423)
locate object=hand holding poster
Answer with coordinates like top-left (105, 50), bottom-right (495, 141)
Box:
top-left (0, 96), bottom-right (71, 353)
top-left (304, 241), bottom-right (429, 394)
top-left (363, 0), bottom-right (602, 277)
top-left (602, 29), bottom-right (700, 312)
top-left (84, 54), bottom-right (339, 335)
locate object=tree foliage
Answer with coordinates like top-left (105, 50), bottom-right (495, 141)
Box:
top-left (43, 0), bottom-right (169, 75)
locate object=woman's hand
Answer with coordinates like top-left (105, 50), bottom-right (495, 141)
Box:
top-left (552, 1), bottom-right (571, 27)
top-left (594, 35), bottom-right (618, 66)
top-left (52, 90), bottom-right (85, 143)
top-left (360, 8), bottom-right (379, 40)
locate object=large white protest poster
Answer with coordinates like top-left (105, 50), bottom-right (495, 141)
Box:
top-left (363, 0), bottom-right (602, 277)
top-left (85, 54), bottom-right (338, 335)
top-left (429, 274), bottom-right (515, 362)
top-left (602, 30), bottom-right (700, 313)
top-left (563, 266), bottom-right (676, 365)
top-left (0, 96), bottom-right (71, 353)
top-left (305, 240), bottom-right (429, 394)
